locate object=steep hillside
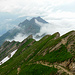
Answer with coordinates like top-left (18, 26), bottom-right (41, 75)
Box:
top-left (0, 17), bottom-right (48, 46)
top-left (0, 31), bottom-right (75, 75)
top-left (31, 31), bottom-right (75, 74)
top-left (0, 41), bottom-right (20, 61)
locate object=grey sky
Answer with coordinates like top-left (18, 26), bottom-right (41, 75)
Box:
top-left (0, 0), bottom-right (75, 20)
top-left (0, 0), bottom-right (75, 36)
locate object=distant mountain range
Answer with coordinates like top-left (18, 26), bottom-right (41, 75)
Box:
top-left (0, 13), bottom-right (28, 36)
top-left (0, 17), bottom-right (48, 46)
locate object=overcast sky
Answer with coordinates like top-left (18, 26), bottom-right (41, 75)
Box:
top-left (0, 0), bottom-right (75, 19)
top-left (0, 0), bottom-right (75, 36)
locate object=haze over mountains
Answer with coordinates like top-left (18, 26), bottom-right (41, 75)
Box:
top-left (0, 12), bottom-right (37, 37)
top-left (0, 17), bottom-right (48, 46)
top-left (0, 0), bottom-right (75, 75)
top-left (0, 16), bottom-right (75, 47)
top-left (0, 15), bottom-right (75, 75)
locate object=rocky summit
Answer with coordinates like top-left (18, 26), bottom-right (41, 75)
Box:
top-left (0, 17), bottom-right (48, 46)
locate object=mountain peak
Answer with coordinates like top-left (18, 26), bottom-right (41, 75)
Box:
top-left (23, 19), bottom-right (29, 23)
top-left (30, 16), bottom-right (48, 23)
top-left (36, 16), bottom-right (42, 19)
top-left (19, 19), bottom-right (29, 26)
top-left (25, 19), bottom-right (29, 21)
top-left (0, 16), bottom-right (48, 46)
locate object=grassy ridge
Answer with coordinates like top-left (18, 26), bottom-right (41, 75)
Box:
top-left (0, 33), bottom-right (58, 75)
top-left (34, 45), bottom-right (73, 63)
top-left (32, 31), bottom-right (73, 63)
top-left (0, 39), bottom-right (35, 75)
top-left (0, 31), bottom-right (74, 75)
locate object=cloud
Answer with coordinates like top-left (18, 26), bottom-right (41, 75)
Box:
top-left (5, 19), bottom-right (12, 21)
top-left (35, 19), bottom-right (75, 36)
top-left (0, 0), bottom-right (75, 23)
top-left (6, 33), bottom-right (27, 42)
top-left (6, 18), bottom-right (75, 42)
top-left (0, 0), bottom-right (75, 40)
top-left (0, 0), bottom-right (75, 15)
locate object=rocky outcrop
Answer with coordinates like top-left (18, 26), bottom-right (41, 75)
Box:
top-left (32, 31), bottom-right (75, 74)
top-left (69, 62), bottom-right (75, 72)
top-left (54, 32), bottom-right (60, 40)
top-left (0, 31), bottom-right (75, 75)
top-left (8, 53), bottom-right (11, 58)
top-left (17, 67), bottom-right (21, 75)
top-left (49, 42), bottom-right (61, 53)
top-left (27, 35), bottom-right (33, 39)
top-left (0, 41), bottom-right (19, 61)
top-left (61, 38), bottom-right (67, 45)
top-left (18, 35), bottom-right (33, 48)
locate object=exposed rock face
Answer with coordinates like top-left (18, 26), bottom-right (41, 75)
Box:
top-left (18, 35), bottom-right (35, 49)
top-left (59, 60), bottom-right (75, 73)
top-left (0, 17), bottom-right (48, 46)
top-left (61, 38), bottom-right (67, 45)
top-left (0, 31), bottom-right (75, 75)
top-left (55, 31), bottom-right (75, 73)
top-left (27, 35), bottom-right (33, 39)
top-left (59, 59), bottom-right (71, 67)
top-left (33, 31), bottom-right (75, 74)
top-left (0, 61), bottom-right (2, 65)
top-left (54, 32), bottom-right (60, 40)
top-left (69, 62), bottom-right (75, 72)
top-left (8, 53), bottom-right (11, 58)
top-left (43, 48), bottom-right (48, 56)
top-left (0, 41), bottom-right (20, 61)
top-left (49, 42), bottom-right (61, 53)
top-left (17, 67), bottom-right (21, 75)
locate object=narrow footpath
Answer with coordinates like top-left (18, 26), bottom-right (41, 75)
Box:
top-left (36, 61), bottom-right (73, 75)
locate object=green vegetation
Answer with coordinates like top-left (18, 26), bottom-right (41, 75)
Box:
top-left (2, 41), bottom-right (10, 48)
top-left (0, 31), bottom-right (75, 75)
top-left (13, 38), bottom-right (35, 57)
top-left (0, 38), bottom-right (36, 75)
top-left (0, 33), bottom-right (58, 75)
top-left (19, 64), bottom-right (57, 75)
top-left (0, 41), bottom-right (19, 61)
top-left (73, 58), bottom-right (75, 62)
top-left (35, 45), bottom-right (73, 63)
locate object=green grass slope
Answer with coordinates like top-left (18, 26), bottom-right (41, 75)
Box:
top-left (34, 45), bottom-right (72, 63)
top-left (0, 33), bottom-right (58, 75)
top-left (32, 31), bottom-right (75, 63)
top-left (0, 41), bottom-right (20, 61)
top-left (19, 64), bottom-right (57, 75)
top-left (0, 31), bottom-right (75, 75)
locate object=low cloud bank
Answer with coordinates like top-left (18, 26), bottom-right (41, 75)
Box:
top-left (6, 18), bottom-right (75, 42)
top-left (6, 33), bottom-right (27, 42)
top-left (35, 19), bottom-right (75, 36)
